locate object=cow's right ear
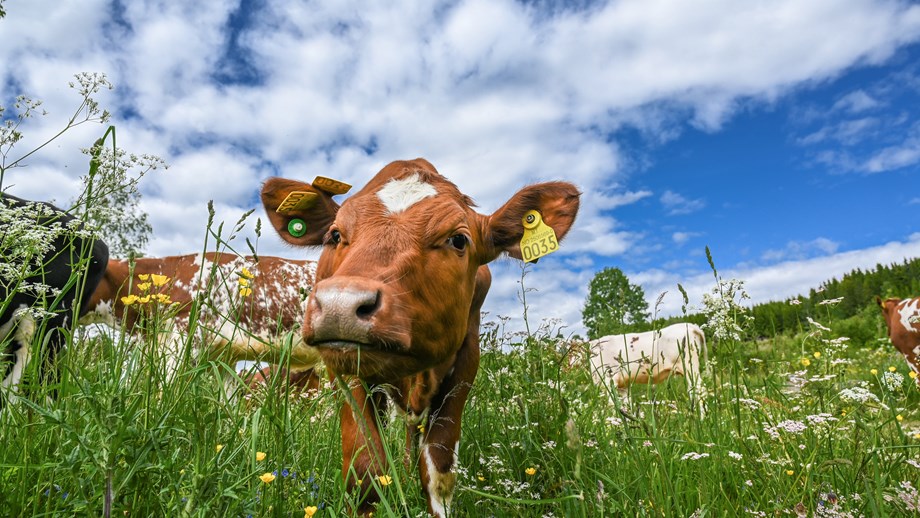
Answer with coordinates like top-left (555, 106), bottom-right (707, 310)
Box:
top-left (261, 178), bottom-right (340, 246)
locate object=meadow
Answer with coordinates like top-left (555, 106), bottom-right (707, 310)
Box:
top-left (1, 263), bottom-right (919, 517)
top-left (1, 77), bottom-right (918, 516)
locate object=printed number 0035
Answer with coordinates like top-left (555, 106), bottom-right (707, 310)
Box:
top-left (522, 235), bottom-right (558, 261)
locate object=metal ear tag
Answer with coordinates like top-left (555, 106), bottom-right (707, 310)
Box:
top-left (276, 191), bottom-right (319, 214)
top-left (312, 176), bottom-right (352, 195)
top-left (519, 210), bottom-right (559, 263)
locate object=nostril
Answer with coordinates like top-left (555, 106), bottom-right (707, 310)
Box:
top-left (355, 291), bottom-right (381, 319)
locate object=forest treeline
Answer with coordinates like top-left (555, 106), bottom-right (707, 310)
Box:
top-left (651, 257), bottom-right (920, 345)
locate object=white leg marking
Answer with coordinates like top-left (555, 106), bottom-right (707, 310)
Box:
top-left (423, 441), bottom-right (457, 518)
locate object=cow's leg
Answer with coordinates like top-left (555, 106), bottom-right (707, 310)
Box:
top-left (341, 382), bottom-right (388, 516)
top-left (419, 335), bottom-right (480, 516)
top-left (415, 269), bottom-right (487, 518)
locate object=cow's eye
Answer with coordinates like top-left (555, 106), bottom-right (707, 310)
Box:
top-left (448, 234), bottom-right (468, 251)
top-left (326, 229), bottom-right (342, 245)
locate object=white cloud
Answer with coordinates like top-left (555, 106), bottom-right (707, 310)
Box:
top-left (638, 233), bottom-right (920, 321)
top-left (2, 0), bottom-right (920, 339)
top-left (761, 237), bottom-right (840, 263)
top-left (862, 136), bottom-right (920, 173)
top-left (672, 231), bottom-right (701, 245)
top-left (660, 190), bottom-right (706, 215)
top-left (832, 89), bottom-right (881, 113)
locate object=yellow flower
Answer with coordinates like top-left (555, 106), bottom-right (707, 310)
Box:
top-left (256, 451), bottom-right (266, 462)
top-left (786, 470), bottom-right (794, 476)
top-left (417, 423), bottom-right (425, 434)
top-left (121, 295), bottom-right (139, 306)
top-left (910, 371), bottom-right (918, 379)
top-left (896, 415), bottom-right (904, 422)
top-left (150, 274), bottom-right (169, 286)
top-left (240, 267), bottom-right (254, 279)
top-left (870, 369), bottom-right (878, 375)
top-left (239, 286), bottom-right (253, 297)
top-left (138, 274), bottom-right (150, 281)
top-left (841, 411), bottom-right (847, 416)
top-left (155, 293), bottom-right (172, 304)
top-left (215, 444), bottom-right (224, 453)
top-left (238, 277), bottom-right (250, 287)
top-left (304, 506), bottom-right (318, 517)
top-left (179, 469), bottom-right (185, 475)
top-left (477, 475), bottom-right (485, 482)
top-left (801, 358), bottom-right (811, 367)
top-left (259, 472), bottom-right (276, 484)
top-left (525, 467), bottom-right (537, 476)
top-left (377, 475), bottom-right (392, 486)
top-left (136, 282), bottom-right (151, 291)
top-left (889, 366), bottom-right (897, 372)
top-left (813, 351), bottom-right (821, 359)
top-left (138, 295), bottom-right (151, 304)
top-left (914, 433), bottom-right (920, 440)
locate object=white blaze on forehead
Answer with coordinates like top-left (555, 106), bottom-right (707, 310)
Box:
top-left (897, 299), bottom-right (920, 333)
top-left (376, 173), bottom-right (437, 214)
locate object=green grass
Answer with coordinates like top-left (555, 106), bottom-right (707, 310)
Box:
top-left (2, 299), bottom-right (919, 517)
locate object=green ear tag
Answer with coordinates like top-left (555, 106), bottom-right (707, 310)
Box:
top-left (519, 210), bottom-right (559, 263)
top-left (288, 218), bottom-right (307, 237)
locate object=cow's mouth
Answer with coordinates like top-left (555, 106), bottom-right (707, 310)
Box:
top-left (310, 340), bottom-right (365, 350)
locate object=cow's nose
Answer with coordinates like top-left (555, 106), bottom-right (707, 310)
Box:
top-left (309, 277), bottom-right (383, 343)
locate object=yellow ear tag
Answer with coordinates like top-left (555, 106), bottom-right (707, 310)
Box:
top-left (276, 191), bottom-right (319, 214)
top-left (312, 176), bottom-right (352, 195)
top-left (520, 210), bottom-right (559, 263)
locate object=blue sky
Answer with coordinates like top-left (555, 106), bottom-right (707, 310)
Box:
top-left (1, 0), bottom-right (919, 334)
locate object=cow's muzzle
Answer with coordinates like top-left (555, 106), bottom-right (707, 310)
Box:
top-left (306, 276), bottom-right (384, 347)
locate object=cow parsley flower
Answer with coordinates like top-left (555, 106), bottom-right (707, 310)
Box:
top-left (881, 372), bottom-right (905, 392)
top-left (775, 420), bottom-right (807, 434)
top-left (681, 452), bottom-right (710, 461)
top-left (839, 386), bottom-right (880, 404)
top-left (728, 451), bottom-right (743, 461)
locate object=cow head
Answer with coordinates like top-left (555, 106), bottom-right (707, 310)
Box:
top-left (877, 296), bottom-right (899, 338)
top-left (261, 158), bottom-right (580, 382)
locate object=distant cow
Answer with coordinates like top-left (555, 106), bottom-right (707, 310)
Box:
top-left (81, 253), bottom-right (322, 381)
top-left (588, 323), bottom-right (706, 409)
top-left (260, 158), bottom-right (580, 517)
top-left (1, 194), bottom-right (108, 404)
top-left (877, 296), bottom-right (920, 384)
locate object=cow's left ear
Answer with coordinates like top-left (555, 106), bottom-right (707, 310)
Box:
top-left (482, 182), bottom-right (581, 262)
top-left (261, 177), bottom-right (340, 246)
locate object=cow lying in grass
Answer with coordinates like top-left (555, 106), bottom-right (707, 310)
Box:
top-left (260, 158), bottom-right (580, 517)
top-left (1, 194), bottom-right (109, 405)
top-left (80, 253), bottom-right (321, 385)
top-left (588, 323), bottom-right (707, 411)
top-left (877, 296), bottom-right (920, 384)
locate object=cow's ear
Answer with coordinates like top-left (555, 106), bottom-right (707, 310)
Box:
top-left (261, 177), bottom-right (340, 246)
top-left (483, 182), bottom-right (580, 262)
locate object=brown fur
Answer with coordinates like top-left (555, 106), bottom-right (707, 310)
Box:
top-left (877, 296), bottom-right (920, 383)
top-left (261, 158), bottom-right (580, 516)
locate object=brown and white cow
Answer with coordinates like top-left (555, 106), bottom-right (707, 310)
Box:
top-left (877, 296), bottom-right (920, 383)
top-left (81, 252), bottom-right (322, 380)
top-left (588, 323), bottom-right (707, 411)
top-left (260, 158), bottom-right (579, 516)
